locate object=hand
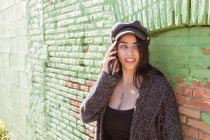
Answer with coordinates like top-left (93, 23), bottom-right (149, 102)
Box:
top-left (102, 41), bottom-right (119, 75)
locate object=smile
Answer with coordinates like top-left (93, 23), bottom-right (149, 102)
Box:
top-left (125, 58), bottom-right (136, 63)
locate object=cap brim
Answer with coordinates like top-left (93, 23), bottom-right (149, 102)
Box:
top-left (114, 28), bottom-right (147, 41)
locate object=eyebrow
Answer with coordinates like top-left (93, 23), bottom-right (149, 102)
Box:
top-left (119, 41), bottom-right (138, 44)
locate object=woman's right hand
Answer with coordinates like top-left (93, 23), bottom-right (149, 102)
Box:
top-left (102, 41), bottom-right (118, 75)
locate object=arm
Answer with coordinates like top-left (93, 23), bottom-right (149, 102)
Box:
top-left (162, 85), bottom-right (183, 140)
top-left (80, 71), bottom-right (118, 123)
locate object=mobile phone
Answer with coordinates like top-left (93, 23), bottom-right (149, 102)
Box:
top-left (108, 44), bottom-right (117, 75)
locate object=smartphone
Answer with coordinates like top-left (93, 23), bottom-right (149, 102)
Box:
top-left (108, 43), bottom-right (118, 75)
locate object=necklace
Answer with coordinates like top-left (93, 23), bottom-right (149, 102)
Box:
top-left (120, 86), bottom-right (126, 100)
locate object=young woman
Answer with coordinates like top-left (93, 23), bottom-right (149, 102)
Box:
top-left (80, 20), bottom-right (183, 140)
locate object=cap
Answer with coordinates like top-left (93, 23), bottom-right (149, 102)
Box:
top-left (111, 20), bottom-right (150, 43)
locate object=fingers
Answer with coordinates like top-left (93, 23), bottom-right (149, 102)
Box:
top-left (111, 59), bottom-right (118, 75)
top-left (104, 56), bottom-right (116, 63)
top-left (102, 41), bottom-right (118, 74)
top-left (107, 50), bottom-right (117, 57)
top-left (107, 41), bottom-right (117, 52)
top-left (102, 56), bottom-right (116, 74)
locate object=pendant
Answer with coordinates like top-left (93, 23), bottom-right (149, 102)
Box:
top-left (120, 92), bottom-right (124, 100)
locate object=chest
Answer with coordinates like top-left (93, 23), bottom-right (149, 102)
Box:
top-left (108, 84), bottom-right (139, 110)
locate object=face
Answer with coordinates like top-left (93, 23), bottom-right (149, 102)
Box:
top-left (117, 34), bottom-right (140, 72)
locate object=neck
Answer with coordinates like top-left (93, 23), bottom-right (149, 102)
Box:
top-left (121, 70), bottom-right (135, 86)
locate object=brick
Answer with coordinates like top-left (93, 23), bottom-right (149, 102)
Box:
top-left (175, 78), bottom-right (184, 84)
top-left (183, 134), bottom-right (195, 140)
top-left (205, 82), bottom-right (210, 89)
top-left (199, 131), bottom-right (210, 140)
top-left (180, 114), bottom-right (187, 123)
top-left (174, 86), bottom-right (193, 96)
top-left (187, 118), bottom-right (210, 132)
top-left (176, 95), bottom-right (210, 112)
top-left (203, 49), bottom-right (210, 55)
top-left (182, 125), bottom-right (199, 138)
top-left (72, 83), bottom-right (80, 89)
top-left (85, 129), bottom-right (95, 137)
top-left (179, 106), bottom-right (200, 118)
top-left (65, 82), bottom-right (73, 88)
top-left (69, 99), bottom-right (80, 107)
top-left (190, 81), bottom-right (201, 87)
top-left (193, 89), bottom-right (210, 100)
top-left (80, 85), bottom-right (90, 92)
top-left (74, 112), bottom-right (80, 120)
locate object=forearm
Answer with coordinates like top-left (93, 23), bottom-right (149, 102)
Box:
top-left (80, 71), bottom-right (117, 123)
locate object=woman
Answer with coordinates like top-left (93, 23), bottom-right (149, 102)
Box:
top-left (80, 20), bottom-right (183, 140)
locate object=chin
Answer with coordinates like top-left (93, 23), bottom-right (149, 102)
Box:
top-left (122, 66), bottom-right (137, 72)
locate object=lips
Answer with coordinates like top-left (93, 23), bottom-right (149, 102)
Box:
top-left (125, 58), bottom-right (136, 63)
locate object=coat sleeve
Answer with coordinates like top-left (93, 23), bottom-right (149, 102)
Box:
top-left (80, 71), bottom-right (118, 123)
top-left (162, 85), bottom-right (183, 140)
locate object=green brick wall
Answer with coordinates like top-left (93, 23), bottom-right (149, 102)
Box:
top-left (27, 0), bottom-right (210, 139)
top-left (28, 0), bottom-right (210, 140)
top-left (150, 27), bottom-right (210, 139)
top-left (0, 0), bottom-right (210, 139)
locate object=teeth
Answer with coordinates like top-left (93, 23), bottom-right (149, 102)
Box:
top-left (125, 58), bottom-right (135, 62)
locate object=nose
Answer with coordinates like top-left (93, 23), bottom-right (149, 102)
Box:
top-left (127, 47), bottom-right (134, 55)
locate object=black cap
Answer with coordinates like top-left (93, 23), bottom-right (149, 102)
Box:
top-left (111, 20), bottom-right (150, 44)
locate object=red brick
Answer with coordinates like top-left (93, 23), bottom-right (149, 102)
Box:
top-left (74, 112), bottom-right (80, 119)
top-left (86, 129), bottom-right (95, 137)
top-left (180, 114), bottom-right (187, 123)
top-left (65, 82), bottom-right (73, 88)
top-left (203, 49), bottom-right (210, 55)
top-left (182, 125), bottom-right (199, 138)
top-left (69, 99), bottom-right (80, 107)
top-left (176, 95), bottom-right (210, 112)
top-left (75, 106), bottom-right (80, 113)
top-left (179, 106), bottom-right (201, 118)
top-left (205, 82), bottom-right (210, 89)
top-left (191, 81), bottom-right (201, 87)
top-left (174, 86), bottom-right (193, 96)
top-left (199, 131), bottom-right (210, 140)
top-left (183, 134), bottom-right (196, 140)
top-left (175, 78), bottom-right (184, 84)
top-left (193, 89), bottom-right (210, 100)
top-left (187, 118), bottom-right (210, 132)
top-left (80, 85), bottom-right (90, 92)
top-left (86, 80), bottom-right (95, 87)
top-left (72, 83), bottom-right (80, 89)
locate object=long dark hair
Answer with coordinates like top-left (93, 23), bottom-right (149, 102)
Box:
top-left (116, 35), bottom-right (164, 88)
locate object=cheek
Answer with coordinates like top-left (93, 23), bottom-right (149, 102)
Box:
top-left (117, 51), bottom-right (124, 62)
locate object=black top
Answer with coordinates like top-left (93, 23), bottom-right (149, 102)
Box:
top-left (103, 106), bottom-right (134, 140)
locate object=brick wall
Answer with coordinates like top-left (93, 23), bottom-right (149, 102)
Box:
top-left (150, 27), bottom-right (210, 139)
top-left (0, 0), bottom-right (210, 139)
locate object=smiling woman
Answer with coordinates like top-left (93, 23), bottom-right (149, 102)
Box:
top-left (80, 20), bottom-right (183, 140)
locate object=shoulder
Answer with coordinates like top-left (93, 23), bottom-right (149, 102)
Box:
top-left (147, 74), bottom-right (170, 93)
top-left (148, 74), bottom-right (168, 85)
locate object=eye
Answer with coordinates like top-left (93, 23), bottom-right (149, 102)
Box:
top-left (120, 45), bottom-right (127, 48)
